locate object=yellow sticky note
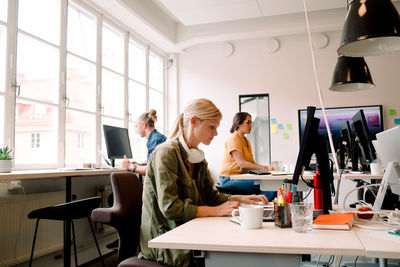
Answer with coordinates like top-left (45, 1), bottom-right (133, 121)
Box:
top-left (282, 133), bottom-right (289, 139)
top-left (272, 124), bottom-right (278, 133)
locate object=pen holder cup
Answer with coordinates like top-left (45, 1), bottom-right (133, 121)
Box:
top-left (274, 202), bottom-right (292, 228)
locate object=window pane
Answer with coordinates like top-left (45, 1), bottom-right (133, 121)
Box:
top-left (65, 110), bottom-right (96, 165)
top-left (129, 41), bottom-right (146, 83)
top-left (0, 96), bottom-right (4, 147)
top-left (102, 24), bottom-right (124, 73)
top-left (66, 54), bottom-right (96, 112)
top-left (102, 69), bottom-right (124, 118)
top-left (129, 121), bottom-right (146, 163)
top-left (0, 0), bottom-right (6, 23)
top-left (17, 34), bottom-right (59, 103)
top-left (0, 25), bottom-right (5, 93)
top-left (67, 3), bottom-right (96, 61)
top-left (149, 53), bottom-right (163, 91)
top-left (128, 80), bottom-right (145, 121)
top-left (149, 89), bottom-right (164, 127)
top-left (18, 0), bottom-right (60, 45)
top-left (15, 100), bottom-right (58, 165)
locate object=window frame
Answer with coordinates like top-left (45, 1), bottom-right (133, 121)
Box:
top-left (0, 0), bottom-right (167, 170)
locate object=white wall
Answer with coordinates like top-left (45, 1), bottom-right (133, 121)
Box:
top-left (177, 30), bottom-right (400, 187)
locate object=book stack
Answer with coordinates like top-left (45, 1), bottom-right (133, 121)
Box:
top-left (312, 213), bottom-right (355, 230)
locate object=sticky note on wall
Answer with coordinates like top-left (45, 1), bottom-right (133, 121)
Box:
top-left (395, 118), bottom-right (400, 125)
top-left (389, 109), bottom-right (397, 115)
top-left (286, 124), bottom-right (292, 130)
top-left (278, 124), bottom-right (284, 130)
top-left (271, 118), bottom-right (277, 124)
top-left (282, 133), bottom-right (289, 139)
top-left (271, 123), bottom-right (278, 133)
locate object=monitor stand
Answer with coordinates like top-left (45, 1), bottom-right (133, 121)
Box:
top-left (315, 135), bottom-right (334, 214)
top-left (372, 162), bottom-right (400, 211)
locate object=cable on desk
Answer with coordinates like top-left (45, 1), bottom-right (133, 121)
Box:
top-left (354, 255), bottom-right (359, 267)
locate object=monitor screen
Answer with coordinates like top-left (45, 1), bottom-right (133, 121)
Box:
top-left (103, 125), bottom-right (132, 166)
top-left (298, 105), bottom-right (383, 151)
top-left (352, 110), bottom-right (377, 164)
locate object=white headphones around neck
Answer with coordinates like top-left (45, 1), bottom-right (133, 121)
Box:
top-left (179, 135), bottom-right (205, 163)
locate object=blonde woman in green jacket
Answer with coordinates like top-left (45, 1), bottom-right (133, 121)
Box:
top-left (138, 99), bottom-right (268, 267)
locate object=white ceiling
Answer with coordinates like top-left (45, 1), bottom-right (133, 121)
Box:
top-left (152, 0), bottom-right (346, 26)
top-left (87, 0), bottom-right (400, 53)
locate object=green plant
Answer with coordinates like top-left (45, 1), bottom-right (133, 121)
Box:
top-left (0, 146), bottom-right (13, 160)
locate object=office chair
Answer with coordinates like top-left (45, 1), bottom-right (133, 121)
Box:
top-left (27, 196), bottom-right (104, 267)
top-left (91, 172), bottom-right (165, 266)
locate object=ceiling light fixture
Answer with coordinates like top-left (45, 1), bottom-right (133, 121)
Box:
top-left (330, 56), bottom-right (375, 91)
top-left (338, 0), bottom-right (400, 57)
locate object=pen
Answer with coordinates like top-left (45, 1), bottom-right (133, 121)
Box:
top-left (291, 185), bottom-right (296, 203)
top-left (388, 231), bottom-right (400, 237)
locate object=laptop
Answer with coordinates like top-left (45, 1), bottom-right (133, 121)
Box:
top-left (263, 203), bottom-right (275, 221)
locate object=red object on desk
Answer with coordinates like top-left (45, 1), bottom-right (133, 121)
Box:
top-left (314, 170), bottom-right (323, 211)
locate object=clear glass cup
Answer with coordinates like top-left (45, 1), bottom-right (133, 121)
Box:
top-left (289, 202), bottom-right (313, 233)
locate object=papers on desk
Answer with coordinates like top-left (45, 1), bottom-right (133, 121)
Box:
top-left (57, 167), bottom-right (95, 171)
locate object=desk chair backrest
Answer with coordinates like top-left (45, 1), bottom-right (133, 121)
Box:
top-left (92, 172), bottom-right (142, 262)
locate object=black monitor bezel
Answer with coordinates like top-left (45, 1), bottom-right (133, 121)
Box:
top-left (352, 110), bottom-right (377, 164)
top-left (103, 124), bottom-right (133, 161)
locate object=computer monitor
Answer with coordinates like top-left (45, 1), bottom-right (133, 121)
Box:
top-left (293, 106), bottom-right (334, 214)
top-left (352, 110), bottom-right (377, 171)
top-left (298, 105), bottom-right (383, 152)
top-left (372, 126), bottom-right (400, 211)
top-left (103, 125), bottom-right (132, 167)
top-left (338, 121), bottom-right (357, 170)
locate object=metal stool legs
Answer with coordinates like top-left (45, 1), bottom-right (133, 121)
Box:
top-left (29, 219), bottom-right (40, 267)
top-left (29, 217), bottom-right (105, 267)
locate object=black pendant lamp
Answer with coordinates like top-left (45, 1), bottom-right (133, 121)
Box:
top-left (330, 56), bottom-right (375, 91)
top-left (338, 0), bottom-right (400, 57)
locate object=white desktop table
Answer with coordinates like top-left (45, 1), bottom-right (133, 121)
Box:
top-left (230, 173), bottom-right (383, 191)
top-left (148, 217), bottom-right (368, 267)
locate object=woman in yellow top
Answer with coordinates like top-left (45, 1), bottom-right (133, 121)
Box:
top-left (219, 112), bottom-right (276, 201)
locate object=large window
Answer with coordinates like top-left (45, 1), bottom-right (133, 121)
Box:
top-left (149, 52), bottom-right (164, 131)
top-left (0, 0), bottom-right (166, 169)
top-left (0, 0), bottom-right (6, 148)
top-left (65, 3), bottom-right (97, 166)
top-left (14, 0), bottom-right (61, 167)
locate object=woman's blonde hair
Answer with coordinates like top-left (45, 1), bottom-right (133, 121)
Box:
top-left (169, 99), bottom-right (222, 139)
top-left (138, 109), bottom-right (157, 127)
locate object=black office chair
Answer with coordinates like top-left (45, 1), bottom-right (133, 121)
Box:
top-left (27, 196), bottom-right (104, 267)
top-left (215, 183), bottom-right (253, 195)
top-left (91, 172), bottom-right (166, 266)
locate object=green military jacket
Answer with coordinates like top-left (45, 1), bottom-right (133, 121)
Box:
top-left (138, 138), bottom-right (229, 267)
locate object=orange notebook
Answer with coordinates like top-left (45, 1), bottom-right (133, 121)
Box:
top-left (312, 213), bottom-right (355, 230)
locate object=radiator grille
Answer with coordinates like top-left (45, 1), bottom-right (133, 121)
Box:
top-left (0, 191), bottom-right (64, 266)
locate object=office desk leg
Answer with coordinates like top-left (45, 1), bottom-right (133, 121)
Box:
top-left (64, 176), bottom-right (72, 267)
top-left (204, 251), bottom-right (300, 267)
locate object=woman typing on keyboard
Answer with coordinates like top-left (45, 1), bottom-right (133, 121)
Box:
top-left (219, 112), bottom-right (277, 201)
top-left (138, 99), bottom-right (268, 267)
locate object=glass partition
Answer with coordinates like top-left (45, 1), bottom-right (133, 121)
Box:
top-left (239, 94), bottom-right (271, 165)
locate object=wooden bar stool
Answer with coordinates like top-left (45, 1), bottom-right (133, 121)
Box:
top-left (27, 196), bottom-right (105, 267)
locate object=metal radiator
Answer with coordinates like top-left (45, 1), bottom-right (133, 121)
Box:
top-left (0, 191), bottom-right (64, 266)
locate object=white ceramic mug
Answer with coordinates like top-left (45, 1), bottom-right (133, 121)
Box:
top-left (231, 205), bottom-right (263, 229)
top-left (370, 163), bottom-right (384, 175)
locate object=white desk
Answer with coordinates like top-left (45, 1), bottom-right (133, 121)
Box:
top-left (231, 173), bottom-right (383, 191)
top-left (149, 217), bottom-right (368, 267)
